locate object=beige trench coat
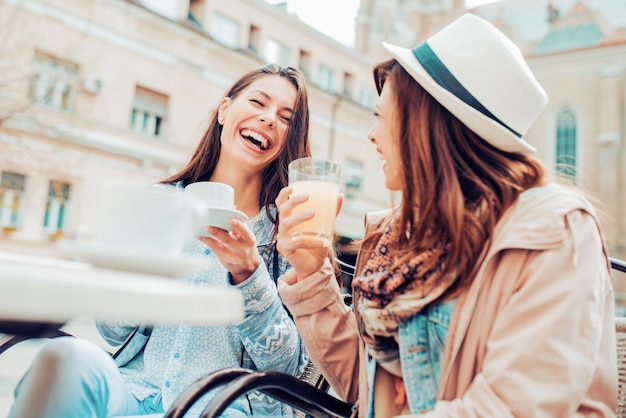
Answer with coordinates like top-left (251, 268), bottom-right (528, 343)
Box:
top-left (279, 184), bottom-right (617, 417)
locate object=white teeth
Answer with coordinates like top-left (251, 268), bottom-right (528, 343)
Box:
top-left (241, 129), bottom-right (269, 150)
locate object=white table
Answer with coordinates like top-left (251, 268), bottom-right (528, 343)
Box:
top-left (0, 251), bottom-right (244, 329)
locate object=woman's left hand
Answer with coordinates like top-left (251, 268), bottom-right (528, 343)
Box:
top-left (199, 219), bottom-right (260, 285)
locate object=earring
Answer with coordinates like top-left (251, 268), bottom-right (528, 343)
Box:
top-left (218, 116), bottom-right (224, 124)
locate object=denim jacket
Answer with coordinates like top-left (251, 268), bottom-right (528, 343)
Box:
top-left (365, 299), bottom-right (456, 416)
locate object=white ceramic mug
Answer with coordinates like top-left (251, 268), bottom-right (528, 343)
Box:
top-left (92, 185), bottom-right (202, 256)
top-left (184, 181), bottom-right (235, 209)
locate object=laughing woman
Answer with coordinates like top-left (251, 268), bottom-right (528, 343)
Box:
top-left (10, 64), bottom-right (311, 418)
top-left (275, 14), bottom-right (616, 417)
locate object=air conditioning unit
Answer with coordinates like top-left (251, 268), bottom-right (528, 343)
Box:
top-left (82, 75), bottom-right (104, 94)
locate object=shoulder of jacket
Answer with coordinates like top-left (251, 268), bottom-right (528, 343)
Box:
top-left (364, 208), bottom-right (394, 229)
top-left (487, 183), bottom-right (601, 259)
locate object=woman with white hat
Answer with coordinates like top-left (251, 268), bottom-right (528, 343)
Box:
top-left (275, 13), bottom-right (616, 417)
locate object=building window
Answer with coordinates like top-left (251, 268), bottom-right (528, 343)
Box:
top-left (344, 159), bottom-right (364, 199)
top-left (43, 180), bottom-right (71, 236)
top-left (210, 13), bottom-right (240, 48)
top-left (359, 85), bottom-right (376, 110)
top-left (130, 86), bottom-right (168, 138)
top-left (264, 39), bottom-right (290, 66)
top-left (343, 71), bottom-right (354, 98)
top-left (29, 52), bottom-right (78, 111)
top-left (555, 109), bottom-right (577, 181)
top-left (298, 49), bottom-right (311, 78)
top-left (248, 24), bottom-right (260, 53)
top-left (318, 64), bottom-right (335, 91)
top-left (0, 171), bottom-right (26, 230)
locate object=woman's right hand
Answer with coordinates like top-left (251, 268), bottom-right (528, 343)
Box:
top-left (275, 186), bottom-right (334, 281)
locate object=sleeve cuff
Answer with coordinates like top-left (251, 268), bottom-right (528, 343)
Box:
top-left (278, 259), bottom-right (342, 316)
top-left (232, 261), bottom-right (277, 315)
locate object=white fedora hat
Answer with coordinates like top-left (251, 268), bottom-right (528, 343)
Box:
top-left (382, 13), bottom-right (547, 154)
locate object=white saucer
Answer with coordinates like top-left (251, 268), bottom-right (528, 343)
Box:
top-left (60, 242), bottom-right (209, 277)
top-left (198, 207), bottom-right (249, 236)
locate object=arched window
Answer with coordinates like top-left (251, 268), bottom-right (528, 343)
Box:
top-left (555, 109), bottom-right (577, 181)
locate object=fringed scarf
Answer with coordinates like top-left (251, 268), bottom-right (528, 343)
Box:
top-left (352, 214), bottom-right (457, 375)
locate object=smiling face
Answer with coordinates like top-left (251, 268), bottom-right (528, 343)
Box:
top-left (217, 75), bottom-right (297, 174)
top-left (368, 81), bottom-right (403, 191)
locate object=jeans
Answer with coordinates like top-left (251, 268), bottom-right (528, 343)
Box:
top-left (8, 337), bottom-right (164, 418)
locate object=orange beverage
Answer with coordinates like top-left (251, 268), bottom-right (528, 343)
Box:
top-left (290, 180), bottom-right (339, 245)
top-left (288, 158), bottom-right (342, 245)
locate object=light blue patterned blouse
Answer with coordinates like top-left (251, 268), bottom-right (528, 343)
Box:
top-left (96, 206), bottom-right (308, 417)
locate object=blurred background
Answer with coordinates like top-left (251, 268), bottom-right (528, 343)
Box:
top-left (0, 0), bottom-right (625, 305)
top-left (0, 0), bottom-right (625, 415)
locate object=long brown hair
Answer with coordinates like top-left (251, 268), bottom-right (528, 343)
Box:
top-left (373, 59), bottom-right (547, 290)
top-left (162, 64), bottom-right (311, 225)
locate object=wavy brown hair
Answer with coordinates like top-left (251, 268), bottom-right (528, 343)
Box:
top-left (373, 59), bottom-right (547, 290)
top-left (162, 64), bottom-right (311, 225)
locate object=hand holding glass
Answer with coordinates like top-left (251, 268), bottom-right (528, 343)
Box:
top-left (288, 158), bottom-right (341, 245)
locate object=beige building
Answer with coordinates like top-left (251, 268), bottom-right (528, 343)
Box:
top-left (0, 0), bottom-right (387, 260)
top-left (1, 0), bottom-right (624, 285)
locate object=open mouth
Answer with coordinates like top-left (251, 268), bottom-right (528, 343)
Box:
top-left (241, 129), bottom-right (269, 151)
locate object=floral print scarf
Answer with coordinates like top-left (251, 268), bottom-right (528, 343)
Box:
top-left (352, 214), bottom-right (457, 375)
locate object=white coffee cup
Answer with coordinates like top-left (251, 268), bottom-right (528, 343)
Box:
top-left (184, 181), bottom-right (235, 209)
top-left (92, 185), bottom-right (202, 257)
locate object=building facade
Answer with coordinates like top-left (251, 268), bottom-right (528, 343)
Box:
top-left (2, 0), bottom-right (624, 294)
top-left (0, 0), bottom-right (388, 259)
